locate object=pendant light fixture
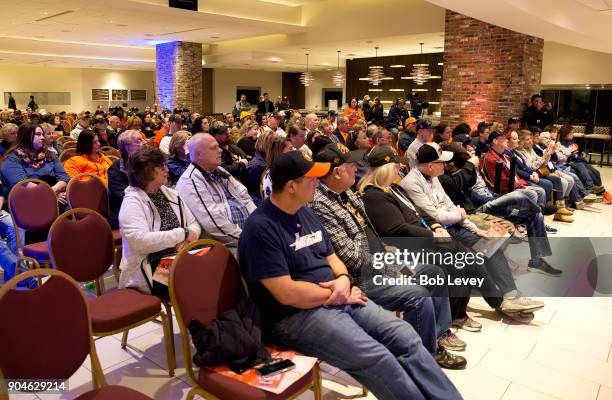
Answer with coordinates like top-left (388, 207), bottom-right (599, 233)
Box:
top-left (331, 50), bottom-right (344, 87)
top-left (299, 53), bottom-right (315, 87)
top-left (410, 43), bottom-right (431, 86)
top-left (368, 46), bottom-right (385, 86)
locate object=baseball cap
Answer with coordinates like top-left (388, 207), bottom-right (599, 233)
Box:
top-left (93, 116), bottom-right (107, 125)
top-left (416, 142), bottom-right (454, 164)
top-left (416, 119), bottom-right (434, 131)
top-left (364, 95), bottom-right (371, 101)
top-left (368, 145), bottom-right (410, 167)
top-left (453, 134), bottom-right (471, 146)
top-left (404, 117), bottom-right (417, 127)
top-left (79, 114), bottom-right (90, 121)
top-left (270, 150), bottom-right (330, 188)
top-left (487, 130), bottom-right (507, 144)
top-left (507, 116), bottom-right (520, 124)
top-left (477, 121), bottom-right (493, 132)
top-left (269, 111), bottom-right (283, 119)
top-left (315, 142), bottom-right (365, 167)
top-left (328, 110), bottom-right (338, 117)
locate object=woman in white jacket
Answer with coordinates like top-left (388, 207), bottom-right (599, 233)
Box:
top-left (118, 146), bottom-right (200, 296)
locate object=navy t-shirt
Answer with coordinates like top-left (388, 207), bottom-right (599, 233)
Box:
top-left (238, 198), bottom-right (335, 328)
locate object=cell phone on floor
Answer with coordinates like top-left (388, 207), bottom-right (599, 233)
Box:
top-left (254, 359), bottom-right (296, 377)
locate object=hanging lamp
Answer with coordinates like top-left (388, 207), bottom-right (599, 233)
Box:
top-left (331, 50), bottom-right (344, 87)
top-left (299, 53), bottom-right (315, 86)
top-left (368, 46), bottom-right (385, 86)
top-left (410, 43), bottom-right (431, 85)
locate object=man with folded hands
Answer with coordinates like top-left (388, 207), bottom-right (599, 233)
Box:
top-left (239, 151), bottom-right (462, 400)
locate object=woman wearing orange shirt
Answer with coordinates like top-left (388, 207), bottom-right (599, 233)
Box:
top-left (63, 129), bottom-right (113, 185)
top-left (342, 97), bottom-right (365, 128)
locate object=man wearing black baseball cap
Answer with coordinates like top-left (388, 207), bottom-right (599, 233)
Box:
top-left (239, 150), bottom-right (462, 399)
top-left (70, 114), bottom-right (90, 140)
top-left (507, 116), bottom-right (521, 132)
top-left (474, 121), bottom-right (492, 157)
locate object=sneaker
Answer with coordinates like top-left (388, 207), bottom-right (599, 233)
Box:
top-left (541, 204), bottom-right (558, 215)
top-left (583, 193), bottom-right (600, 203)
top-left (553, 213), bottom-right (574, 223)
top-left (435, 348), bottom-right (467, 370)
top-left (574, 201), bottom-right (586, 210)
top-left (545, 224), bottom-right (558, 233)
top-left (497, 310), bottom-right (535, 324)
top-left (438, 330), bottom-right (466, 351)
top-left (452, 316), bottom-right (482, 332)
top-left (499, 296), bottom-right (544, 313)
top-left (603, 191), bottom-right (612, 201)
top-left (527, 259), bottom-right (563, 277)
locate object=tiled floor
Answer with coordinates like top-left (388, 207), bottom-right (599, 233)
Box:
top-left (6, 167), bottom-right (612, 400)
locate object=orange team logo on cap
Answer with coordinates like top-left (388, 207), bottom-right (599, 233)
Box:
top-left (384, 155), bottom-right (391, 162)
top-left (336, 143), bottom-right (349, 154)
top-left (304, 162), bottom-right (331, 178)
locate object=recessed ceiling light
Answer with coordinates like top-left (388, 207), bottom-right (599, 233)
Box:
top-left (35, 35), bottom-right (45, 39)
top-left (61, 29), bottom-right (72, 33)
top-left (366, 40), bottom-right (373, 44)
top-left (346, 53), bottom-right (357, 57)
top-left (144, 33), bottom-right (154, 37)
top-left (116, 24), bottom-right (127, 27)
top-left (433, 46), bottom-right (443, 49)
top-left (210, 35), bottom-right (220, 39)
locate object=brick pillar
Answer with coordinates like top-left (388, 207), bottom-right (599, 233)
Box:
top-left (155, 41), bottom-right (202, 113)
top-left (440, 10), bottom-right (544, 129)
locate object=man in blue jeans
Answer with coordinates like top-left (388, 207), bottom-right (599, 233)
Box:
top-left (239, 151), bottom-right (462, 400)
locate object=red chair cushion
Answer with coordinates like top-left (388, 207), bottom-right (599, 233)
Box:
top-left (75, 384), bottom-right (152, 399)
top-left (112, 230), bottom-right (122, 245)
top-left (197, 365), bottom-right (315, 400)
top-left (89, 289), bottom-right (161, 333)
top-left (23, 241), bottom-right (49, 261)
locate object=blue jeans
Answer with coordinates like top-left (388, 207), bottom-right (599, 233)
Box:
top-left (531, 179), bottom-right (553, 202)
top-left (0, 211), bottom-right (20, 282)
top-left (271, 301), bottom-right (462, 400)
top-left (449, 226), bottom-right (516, 297)
top-left (569, 161), bottom-right (602, 188)
top-left (523, 185), bottom-right (545, 205)
top-left (477, 190), bottom-right (552, 260)
top-left (365, 264), bottom-right (452, 354)
top-left (542, 174), bottom-right (564, 201)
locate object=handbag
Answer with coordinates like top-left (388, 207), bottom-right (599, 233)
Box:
top-left (537, 165), bottom-right (550, 177)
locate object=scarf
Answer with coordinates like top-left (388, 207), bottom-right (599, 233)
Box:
top-left (16, 148), bottom-right (47, 169)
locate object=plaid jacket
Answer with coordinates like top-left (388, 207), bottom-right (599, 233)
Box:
top-left (311, 183), bottom-right (402, 290)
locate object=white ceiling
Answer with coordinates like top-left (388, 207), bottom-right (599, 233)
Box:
top-left (426, 0), bottom-right (612, 54)
top-left (0, 0), bottom-right (610, 72)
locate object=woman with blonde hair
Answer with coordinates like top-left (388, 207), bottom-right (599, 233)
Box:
top-left (167, 130), bottom-right (191, 185)
top-left (237, 121), bottom-right (259, 158)
top-left (260, 135), bottom-right (293, 199)
top-left (244, 130), bottom-right (275, 204)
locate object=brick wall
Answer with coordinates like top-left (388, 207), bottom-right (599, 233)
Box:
top-left (440, 10), bottom-right (544, 129)
top-left (155, 41), bottom-right (203, 113)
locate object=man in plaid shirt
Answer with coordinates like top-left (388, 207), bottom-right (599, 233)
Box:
top-left (311, 142), bottom-right (465, 370)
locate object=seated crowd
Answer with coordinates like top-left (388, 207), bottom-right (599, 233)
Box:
top-left (1, 94), bottom-right (609, 400)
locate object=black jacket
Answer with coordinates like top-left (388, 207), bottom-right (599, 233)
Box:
top-left (257, 100), bottom-right (275, 115)
top-left (189, 298), bottom-right (269, 368)
top-left (369, 105), bottom-right (384, 125)
top-left (361, 184), bottom-right (436, 238)
top-left (8, 96), bottom-right (16, 110)
top-left (237, 136), bottom-right (256, 159)
top-left (221, 144), bottom-right (247, 183)
top-left (108, 159), bottom-right (128, 230)
top-left (438, 163), bottom-right (477, 213)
